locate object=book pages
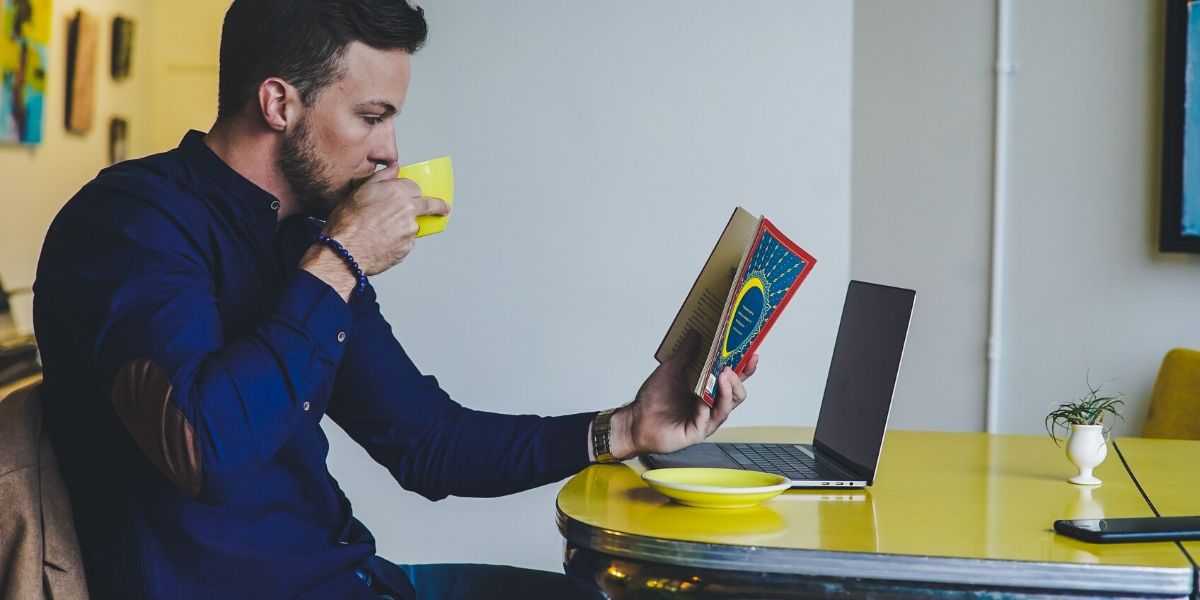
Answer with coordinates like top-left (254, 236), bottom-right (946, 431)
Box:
top-left (655, 207), bottom-right (760, 389)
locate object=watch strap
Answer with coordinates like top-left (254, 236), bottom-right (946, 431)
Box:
top-left (591, 409), bottom-right (618, 463)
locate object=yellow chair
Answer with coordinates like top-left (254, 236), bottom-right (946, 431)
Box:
top-left (1142, 348), bottom-right (1200, 440)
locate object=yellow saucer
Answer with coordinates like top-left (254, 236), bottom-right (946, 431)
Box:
top-left (641, 468), bottom-right (791, 509)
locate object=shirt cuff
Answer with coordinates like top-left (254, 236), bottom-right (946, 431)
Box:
top-left (278, 269), bottom-right (354, 375)
top-left (545, 411), bottom-right (597, 478)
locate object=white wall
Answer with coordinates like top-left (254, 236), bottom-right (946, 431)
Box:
top-left (851, 0), bottom-right (996, 432)
top-left (999, 0), bottom-right (1200, 435)
top-left (323, 0), bottom-right (853, 571)
top-left (851, 0), bottom-right (1200, 438)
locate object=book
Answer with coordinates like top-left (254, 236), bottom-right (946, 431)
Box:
top-left (656, 207), bottom-right (817, 405)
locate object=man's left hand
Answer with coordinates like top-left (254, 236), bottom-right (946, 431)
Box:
top-left (607, 333), bottom-right (758, 460)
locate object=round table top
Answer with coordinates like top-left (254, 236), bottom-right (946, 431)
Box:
top-left (556, 427), bottom-right (1194, 597)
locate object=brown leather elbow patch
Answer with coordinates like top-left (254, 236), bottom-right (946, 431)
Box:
top-left (111, 359), bottom-right (203, 497)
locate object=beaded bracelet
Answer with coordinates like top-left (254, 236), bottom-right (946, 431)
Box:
top-left (308, 234), bottom-right (368, 301)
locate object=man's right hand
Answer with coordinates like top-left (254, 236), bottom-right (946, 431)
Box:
top-left (322, 162), bottom-right (450, 276)
top-left (300, 162), bottom-right (450, 301)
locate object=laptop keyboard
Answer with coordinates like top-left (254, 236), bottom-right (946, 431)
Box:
top-left (718, 443), bottom-right (838, 481)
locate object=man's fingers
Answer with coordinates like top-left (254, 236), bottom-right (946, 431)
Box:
top-left (691, 388), bottom-right (714, 434)
top-left (728, 372), bottom-right (748, 406)
top-left (417, 196), bottom-right (451, 216)
top-left (739, 354), bottom-right (759, 382)
top-left (707, 368), bottom-right (738, 431)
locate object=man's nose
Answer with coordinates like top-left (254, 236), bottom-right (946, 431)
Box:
top-left (370, 131), bottom-right (399, 168)
top-left (370, 155), bottom-right (397, 171)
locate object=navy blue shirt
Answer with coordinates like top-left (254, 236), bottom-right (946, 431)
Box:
top-left (33, 131), bottom-right (594, 599)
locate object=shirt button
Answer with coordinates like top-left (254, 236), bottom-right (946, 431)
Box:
top-left (270, 200), bottom-right (280, 211)
top-left (337, 331), bottom-right (346, 343)
top-left (302, 401), bottom-right (311, 412)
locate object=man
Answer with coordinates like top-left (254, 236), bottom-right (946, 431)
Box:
top-left (33, 1), bottom-right (755, 598)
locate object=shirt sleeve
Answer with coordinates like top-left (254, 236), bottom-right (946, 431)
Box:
top-left (35, 182), bottom-right (352, 505)
top-left (325, 285), bottom-right (594, 501)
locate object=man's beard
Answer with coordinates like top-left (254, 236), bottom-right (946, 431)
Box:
top-left (277, 117), bottom-right (353, 218)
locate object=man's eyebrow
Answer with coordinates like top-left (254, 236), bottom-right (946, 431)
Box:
top-left (356, 100), bottom-right (397, 115)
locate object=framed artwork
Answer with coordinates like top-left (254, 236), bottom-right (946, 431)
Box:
top-left (1162, 0), bottom-right (1200, 252)
top-left (1, 0), bottom-right (51, 144)
top-left (108, 116), bottom-right (126, 164)
top-left (111, 16), bottom-right (133, 81)
top-left (65, 9), bottom-right (97, 134)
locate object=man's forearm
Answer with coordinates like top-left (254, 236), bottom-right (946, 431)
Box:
top-left (301, 246), bottom-right (357, 303)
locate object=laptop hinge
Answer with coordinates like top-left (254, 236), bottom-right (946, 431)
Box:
top-left (796, 444), bottom-right (865, 482)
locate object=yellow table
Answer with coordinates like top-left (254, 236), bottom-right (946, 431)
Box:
top-left (557, 427), bottom-right (1193, 598)
top-left (1111, 437), bottom-right (1200, 571)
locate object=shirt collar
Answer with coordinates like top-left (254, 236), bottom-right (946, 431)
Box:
top-left (178, 130), bottom-right (282, 216)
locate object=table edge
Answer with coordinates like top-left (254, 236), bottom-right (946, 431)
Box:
top-left (557, 508), bottom-right (1193, 596)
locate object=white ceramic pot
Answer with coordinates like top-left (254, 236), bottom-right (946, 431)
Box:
top-left (1066, 424), bottom-right (1107, 485)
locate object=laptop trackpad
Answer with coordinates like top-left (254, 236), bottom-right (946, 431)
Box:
top-left (641, 443), bottom-right (739, 470)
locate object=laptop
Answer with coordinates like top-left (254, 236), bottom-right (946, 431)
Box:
top-left (641, 280), bottom-right (915, 488)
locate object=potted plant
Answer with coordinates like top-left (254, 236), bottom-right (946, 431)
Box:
top-left (1044, 378), bottom-right (1125, 485)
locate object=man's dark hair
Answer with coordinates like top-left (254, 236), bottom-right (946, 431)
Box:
top-left (217, 0), bottom-right (427, 119)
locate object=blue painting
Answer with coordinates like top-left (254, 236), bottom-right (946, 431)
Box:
top-left (1184, 2), bottom-right (1200, 236)
top-left (1164, 1), bottom-right (1200, 251)
top-left (1, 0), bottom-right (50, 145)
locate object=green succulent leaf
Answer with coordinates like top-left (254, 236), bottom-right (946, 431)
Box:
top-left (1045, 376), bottom-right (1125, 446)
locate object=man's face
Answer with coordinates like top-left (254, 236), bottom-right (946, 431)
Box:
top-left (279, 42), bottom-right (412, 217)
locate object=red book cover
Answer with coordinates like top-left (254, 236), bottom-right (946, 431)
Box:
top-left (699, 218), bottom-right (816, 404)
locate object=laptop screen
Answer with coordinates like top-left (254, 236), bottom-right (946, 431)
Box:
top-left (812, 281), bottom-right (915, 481)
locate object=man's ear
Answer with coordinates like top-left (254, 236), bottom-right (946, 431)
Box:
top-left (258, 77), bottom-right (298, 132)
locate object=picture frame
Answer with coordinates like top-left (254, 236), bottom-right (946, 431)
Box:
top-left (0, 0), bottom-right (51, 145)
top-left (108, 117), bottom-right (127, 164)
top-left (111, 16), bottom-right (134, 81)
top-left (1160, 0), bottom-right (1200, 252)
top-left (65, 9), bottom-right (98, 134)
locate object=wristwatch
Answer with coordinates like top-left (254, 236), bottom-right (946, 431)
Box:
top-left (591, 409), bottom-right (619, 463)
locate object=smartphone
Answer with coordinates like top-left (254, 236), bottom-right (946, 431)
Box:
top-left (1054, 516), bottom-right (1200, 543)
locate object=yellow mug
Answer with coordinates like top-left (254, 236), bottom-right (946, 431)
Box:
top-left (397, 156), bottom-right (454, 237)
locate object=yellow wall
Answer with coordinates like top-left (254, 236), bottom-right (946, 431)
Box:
top-left (143, 1), bottom-right (225, 151)
top-left (0, 0), bottom-right (227, 329)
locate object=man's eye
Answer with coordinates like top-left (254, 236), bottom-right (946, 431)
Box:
top-left (363, 116), bottom-right (383, 125)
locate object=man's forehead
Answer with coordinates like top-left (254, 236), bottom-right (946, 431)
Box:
top-left (332, 42), bottom-right (411, 105)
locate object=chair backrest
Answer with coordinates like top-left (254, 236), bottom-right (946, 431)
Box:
top-left (0, 379), bottom-right (90, 599)
top-left (0, 276), bottom-right (18, 342)
top-left (1143, 348), bottom-right (1200, 440)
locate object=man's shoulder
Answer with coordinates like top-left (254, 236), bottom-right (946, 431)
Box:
top-left (54, 148), bottom-right (213, 235)
top-left (40, 149), bottom-right (222, 271)
top-left (86, 148), bottom-right (205, 212)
